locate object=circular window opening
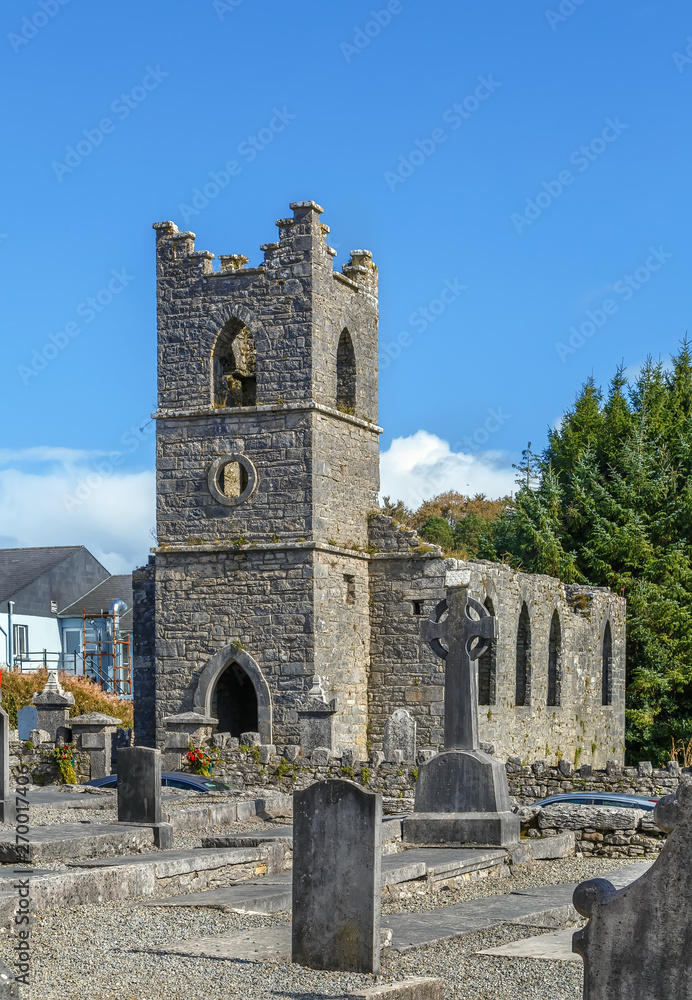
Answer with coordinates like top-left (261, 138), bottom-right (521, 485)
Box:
top-left (208, 454), bottom-right (257, 507)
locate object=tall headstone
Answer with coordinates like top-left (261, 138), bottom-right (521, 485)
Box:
top-left (116, 746), bottom-right (173, 849)
top-left (383, 709), bottom-right (416, 763)
top-left (405, 586), bottom-right (520, 847)
top-left (117, 745), bottom-right (162, 824)
top-left (573, 777), bottom-right (692, 998)
top-left (17, 706), bottom-right (37, 742)
top-left (31, 671), bottom-right (74, 741)
top-left (292, 779), bottom-right (381, 973)
top-left (0, 707), bottom-right (15, 824)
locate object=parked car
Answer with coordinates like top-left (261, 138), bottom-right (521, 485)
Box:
top-left (534, 792), bottom-right (659, 811)
top-left (85, 772), bottom-right (237, 793)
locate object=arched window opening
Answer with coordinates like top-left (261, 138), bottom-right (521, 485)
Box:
top-left (212, 318), bottom-right (256, 407)
top-left (336, 328), bottom-right (356, 414)
top-left (478, 597), bottom-right (497, 706)
top-left (515, 603), bottom-right (531, 707)
top-left (547, 610), bottom-right (561, 706)
top-left (602, 621), bottom-right (613, 706)
top-left (211, 661), bottom-right (259, 738)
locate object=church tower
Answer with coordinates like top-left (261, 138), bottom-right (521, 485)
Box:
top-left (146, 201), bottom-right (380, 753)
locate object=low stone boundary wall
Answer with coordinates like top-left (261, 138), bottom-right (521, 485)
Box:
top-left (507, 757), bottom-right (682, 804)
top-left (520, 802), bottom-right (664, 858)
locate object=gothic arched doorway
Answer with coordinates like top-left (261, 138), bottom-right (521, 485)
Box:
top-left (211, 661), bottom-right (259, 737)
top-left (193, 644), bottom-right (272, 744)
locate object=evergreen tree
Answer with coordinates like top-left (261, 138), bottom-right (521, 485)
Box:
top-left (484, 342), bottom-right (692, 763)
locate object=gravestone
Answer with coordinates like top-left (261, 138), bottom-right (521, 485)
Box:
top-left (297, 677), bottom-right (337, 752)
top-left (162, 711), bottom-right (217, 770)
top-left (70, 712), bottom-right (122, 779)
top-left (292, 778), bottom-right (381, 973)
top-left (31, 671), bottom-right (74, 741)
top-left (383, 709), bottom-right (416, 763)
top-left (17, 706), bottom-right (37, 742)
top-left (0, 708), bottom-right (14, 824)
top-left (406, 586), bottom-right (519, 847)
top-left (573, 776), bottom-right (692, 998)
top-left (116, 746), bottom-right (173, 849)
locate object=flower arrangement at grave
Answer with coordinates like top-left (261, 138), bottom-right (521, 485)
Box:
top-left (52, 745), bottom-right (77, 785)
top-left (185, 744), bottom-right (215, 777)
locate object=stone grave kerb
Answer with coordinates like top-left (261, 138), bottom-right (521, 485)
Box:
top-left (162, 711), bottom-right (217, 770)
top-left (408, 583), bottom-right (520, 847)
top-left (31, 671), bottom-right (74, 742)
top-left (69, 712), bottom-right (122, 780)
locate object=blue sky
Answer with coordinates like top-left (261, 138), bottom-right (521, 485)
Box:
top-left (1, 0), bottom-right (690, 570)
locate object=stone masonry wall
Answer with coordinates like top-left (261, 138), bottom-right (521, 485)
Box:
top-left (368, 516), bottom-right (626, 767)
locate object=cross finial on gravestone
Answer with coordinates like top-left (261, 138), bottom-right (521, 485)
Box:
top-left (423, 587), bottom-right (498, 751)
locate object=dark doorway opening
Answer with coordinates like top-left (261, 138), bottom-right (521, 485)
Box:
top-left (212, 661), bottom-right (259, 737)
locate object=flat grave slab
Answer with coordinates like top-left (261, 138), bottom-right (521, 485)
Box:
top-left (478, 928), bottom-right (581, 963)
top-left (0, 823), bottom-right (160, 863)
top-left (162, 924), bottom-right (292, 962)
top-left (147, 881), bottom-right (293, 914)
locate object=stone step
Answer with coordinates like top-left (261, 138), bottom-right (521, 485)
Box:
top-left (0, 823), bottom-right (169, 864)
top-left (66, 845), bottom-right (282, 878)
top-left (201, 816), bottom-right (404, 851)
top-left (149, 846), bottom-right (508, 913)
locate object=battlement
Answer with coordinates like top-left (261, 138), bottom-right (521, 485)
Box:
top-left (152, 201), bottom-right (377, 293)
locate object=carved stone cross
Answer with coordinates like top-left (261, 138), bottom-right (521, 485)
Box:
top-left (424, 588), bottom-right (498, 751)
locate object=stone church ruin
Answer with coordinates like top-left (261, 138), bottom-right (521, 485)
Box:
top-left (133, 200), bottom-right (625, 768)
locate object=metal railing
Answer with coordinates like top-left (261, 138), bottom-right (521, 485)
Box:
top-left (11, 645), bottom-right (132, 697)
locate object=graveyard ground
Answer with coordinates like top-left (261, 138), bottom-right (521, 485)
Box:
top-left (0, 797), bottom-right (649, 1000)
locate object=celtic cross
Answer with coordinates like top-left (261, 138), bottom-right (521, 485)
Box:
top-left (424, 588), bottom-right (498, 751)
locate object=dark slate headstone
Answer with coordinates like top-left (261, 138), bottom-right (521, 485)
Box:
top-left (573, 777), bottom-right (692, 998)
top-left (117, 746), bottom-right (162, 825)
top-left (292, 779), bottom-right (381, 973)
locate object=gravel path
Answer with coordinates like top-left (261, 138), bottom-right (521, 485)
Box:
top-left (0, 855), bottom-right (622, 1000)
top-left (0, 898), bottom-right (585, 1000)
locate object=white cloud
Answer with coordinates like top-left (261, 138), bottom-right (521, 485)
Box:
top-left (380, 430), bottom-right (516, 508)
top-left (0, 455), bottom-right (155, 574)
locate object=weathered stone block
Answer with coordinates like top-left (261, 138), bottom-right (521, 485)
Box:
top-left (241, 732), bottom-right (261, 747)
top-left (81, 733), bottom-right (106, 750)
top-left (383, 709), bottom-right (416, 763)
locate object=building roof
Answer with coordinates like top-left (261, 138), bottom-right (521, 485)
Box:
top-left (59, 575), bottom-right (133, 630)
top-left (0, 546), bottom-right (85, 603)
